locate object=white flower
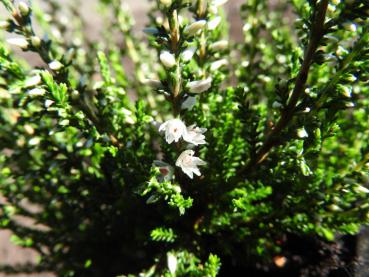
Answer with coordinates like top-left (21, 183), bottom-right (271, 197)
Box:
top-left (7, 38), bottom-right (29, 49)
top-left (167, 253), bottom-right (177, 275)
top-left (210, 40), bottom-right (229, 51)
top-left (159, 118), bottom-right (187, 144)
top-left (210, 59), bottom-right (228, 71)
top-left (207, 16), bottom-right (222, 30)
top-left (187, 78), bottom-right (212, 94)
top-left (160, 51), bottom-right (176, 68)
top-left (48, 60), bottom-right (64, 71)
top-left (184, 124), bottom-right (207, 145)
top-left (181, 46), bottom-right (197, 62)
top-left (176, 150), bottom-right (206, 179)
top-left (184, 20), bottom-right (207, 36)
top-left (181, 96), bottom-right (196, 110)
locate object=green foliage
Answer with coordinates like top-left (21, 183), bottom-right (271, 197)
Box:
top-left (0, 0), bottom-right (369, 276)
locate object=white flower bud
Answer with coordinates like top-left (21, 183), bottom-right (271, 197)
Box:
top-left (142, 79), bottom-right (163, 89)
top-left (210, 59), bottom-right (228, 71)
top-left (184, 20), bottom-right (207, 36)
top-left (45, 99), bottom-right (54, 108)
top-left (18, 1), bottom-right (30, 17)
top-left (160, 51), bottom-right (176, 68)
top-left (160, 0), bottom-right (172, 7)
top-left (187, 78), bottom-right (212, 94)
top-left (328, 204), bottom-right (342, 212)
top-left (342, 22), bottom-right (357, 32)
top-left (31, 36), bottom-right (41, 47)
top-left (7, 38), bottom-right (29, 49)
top-left (210, 40), bottom-right (228, 51)
top-left (207, 16), bottom-right (221, 30)
top-left (354, 185), bottom-right (369, 194)
top-left (345, 74), bottom-right (357, 82)
top-left (48, 60), bottom-right (64, 71)
top-left (28, 88), bottom-right (45, 97)
top-left (25, 75), bottom-right (41, 87)
top-left (272, 101), bottom-right (283, 109)
top-left (339, 85), bottom-right (352, 98)
top-left (167, 253), bottom-right (177, 275)
top-left (336, 45), bottom-right (348, 56)
top-left (297, 128), bottom-right (308, 138)
top-left (181, 46), bottom-right (197, 62)
top-left (71, 90), bottom-right (79, 100)
top-left (181, 96), bottom-right (196, 110)
top-left (0, 21), bottom-right (10, 29)
top-left (345, 102), bottom-right (355, 108)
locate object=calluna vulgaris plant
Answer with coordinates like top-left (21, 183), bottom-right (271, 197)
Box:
top-left (1, 0), bottom-right (369, 276)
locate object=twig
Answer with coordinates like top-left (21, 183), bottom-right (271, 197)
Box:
top-left (241, 0), bottom-right (329, 173)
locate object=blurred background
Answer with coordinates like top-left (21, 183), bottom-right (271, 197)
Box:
top-left (0, 0), bottom-right (243, 276)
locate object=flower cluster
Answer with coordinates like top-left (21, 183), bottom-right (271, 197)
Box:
top-left (158, 118), bottom-right (206, 179)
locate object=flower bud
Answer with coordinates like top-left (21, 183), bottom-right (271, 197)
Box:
top-left (207, 16), bottom-right (221, 30)
top-left (25, 75), bottom-right (41, 87)
top-left (354, 185), bottom-right (369, 194)
top-left (7, 37), bottom-right (29, 49)
top-left (167, 253), bottom-right (177, 275)
top-left (0, 20), bottom-right (10, 30)
top-left (48, 60), bottom-right (64, 71)
top-left (342, 22), bottom-right (357, 32)
top-left (181, 96), bottom-right (196, 110)
top-left (31, 36), bottom-right (41, 48)
top-left (28, 88), bottom-right (45, 97)
top-left (210, 40), bottom-right (228, 51)
top-left (142, 79), bottom-right (163, 89)
top-left (338, 85), bottom-right (352, 98)
top-left (328, 204), bottom-right (342, 212)
top-left (18, 1), bottom-right (30, 17)
top-left (210, 59), bottom-right (228, 71)
top-left (343, 74), bottom-right (357, 83)
top-left (187, 78), bottom-right (212, 94)
top-left (160, 51), bottom-right (176, 68)
top-left (181, 46), bottom-right (196, 62)
top-left (297, 128), bottom-right (308, 138)
top-left (160, 0), bottom-right (172, 7)
top-left (71, 90), bottom-right (80, 100)
top-left (272, 101), bottom-right (283, 109)
top-left (184, 20), bottom-right (207, 36)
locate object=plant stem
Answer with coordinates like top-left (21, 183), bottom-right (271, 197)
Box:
top-left (167, 8), bottom-right (182, 117)
top-left (242, 0), bottom-right (329, 172)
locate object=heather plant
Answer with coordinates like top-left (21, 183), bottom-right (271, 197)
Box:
top-left (0, 0), bottom-right (369, 276)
